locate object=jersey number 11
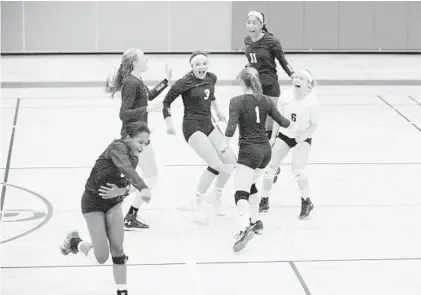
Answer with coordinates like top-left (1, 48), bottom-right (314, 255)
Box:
top-left (249, 53), bottom-right (257, 63)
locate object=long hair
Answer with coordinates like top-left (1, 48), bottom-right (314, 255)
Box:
top-left (105, 48), bottom-right (139, 98)
top-left (260, 12), bottom-right (273, 36)
top-left (240, 67), bottom-right (264, 102)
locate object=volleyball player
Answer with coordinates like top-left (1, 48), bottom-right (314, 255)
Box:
top-left (60, 122), bottom-right (152, 295)
top-left (106, 48), bottom-right (172, 229)
top-left (221, 67), bottom-right (293, 252)
top-left (163, 51), bottom-right (237, 222)
top-left (262, 69), bottom-right (320, 220)
top-left (244, 10), bottom-right (295, 211)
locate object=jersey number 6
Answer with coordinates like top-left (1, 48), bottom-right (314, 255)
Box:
top-left (249, 53), bottom-right (257, 64)
top-left (204, 89), bottom-right (210, 100)
top-left (291, 113), bottom-right (297, 122)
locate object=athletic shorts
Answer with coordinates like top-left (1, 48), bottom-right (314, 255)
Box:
top-left (183, 119), bottom-right (215, 142)
top-left (238, 142), bottom-right (272, 170)
top-left (277, 132), bottom-right (312, 148)
top-left (81, 190), bottom-right (123, 214)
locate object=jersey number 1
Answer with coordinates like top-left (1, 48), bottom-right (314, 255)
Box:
top-left (255, 106), bottom-right (260, 123)
top-left (249, 53), bottom-right (257, 63)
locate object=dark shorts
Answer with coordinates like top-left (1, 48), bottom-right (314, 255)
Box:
top-left (238, 142), bottom-right (272, 170)
top-left (81, 190), bottom-right (123, 214)
top-left (277, 132), bottom-right (312, 148)
top-left (262, 82), bottom-right (280, 98)
top-left (183, 119), bottom-right (215, 142)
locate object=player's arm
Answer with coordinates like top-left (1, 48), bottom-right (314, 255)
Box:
top-left (109, 144), bottom-right (148, 193)
top-left (222, 98), bottom-right (240, 147)
top-left (298, 103), bottom-right (320, 140)
top-left (119, 80), bottom-right (147, 121)
top-left (162, 80), bottom-right (184, 128)
top-left (273, 40), bottom-right (294, 78)
top-left (267, 98), bottom-right (291, 129)
top-left (270, 98), bottom-right (286, 141)
top-left (147, 79), bottom-right (169, 101)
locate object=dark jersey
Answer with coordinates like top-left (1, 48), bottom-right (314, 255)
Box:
top-left (120, 75), bottom-right (168, 136)
top-left (244, 34), bottom-right (294, 87)
top-left (225, 94), bottom-right (290, 145)
top-left (85, 139), bottom-right (148, 196)
top-left (162, 72), bottom-right (217, 121)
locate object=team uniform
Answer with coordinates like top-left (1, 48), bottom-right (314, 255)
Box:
top-left (82, 139), bottom-right (148, 214)
top-left (119, 75), bottom-right (168, 229)
top-left (275, 89), bottom-right (320, 147)
top-left (120, 75), bottom-right (168, 135)
top-left (225, 93), bottom-right (290, 251)
top-left (244, 34), bottom-right (294, 98)
top-left (225, 94), bottom-right (291, 170)
top-left (162, 72), bottom-right (217, 142)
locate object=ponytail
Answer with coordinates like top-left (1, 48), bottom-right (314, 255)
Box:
top-left (105, 48), bottom-right (138, 98)
top-left (249, 74), bottom-right (264, 102)
top-left (260, 12), bottom-right (273, 36)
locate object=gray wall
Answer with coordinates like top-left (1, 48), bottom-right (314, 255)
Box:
top-left (2, 1), bottom-right (420, 53)
top-left (232, 1), bottom-right (421, 51)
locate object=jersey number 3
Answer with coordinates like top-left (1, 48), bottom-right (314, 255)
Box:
top-left (204, 89), bottom-right (210, 100)
top-left (249, 53), bottom-right (257, 63)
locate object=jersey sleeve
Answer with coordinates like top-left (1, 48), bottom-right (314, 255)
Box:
top-left (148, 79), bottom-right (169, 101)
top-left (267, 98), bottom-right (291, 128)
top-left (272, 39), bottom-right (294, 77)
top-left (162, 78), bottom-right (186, 118)
top-left (109, 143), bottom-right (148, 192)
top-left (225, 98), bottom-right (241, 137)
top-left (119, 79), bottom-right (147, 122)
top-left (209, 73), bottom-right (217, 101)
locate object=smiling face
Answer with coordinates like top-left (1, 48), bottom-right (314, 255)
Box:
top-left (190, 54), bottom-right (209, 79)
top-left (246, 15), bottom-right (263, 38)
top-left (292, 70), bottom-right (315, 98)
top-left (127, 131), bottom-right (150, 157)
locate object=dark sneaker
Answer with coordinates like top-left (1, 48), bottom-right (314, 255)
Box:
top-left (124, 213), bottom-right (150, 230)
top-left (299, 198), bottom-right (314, 220)
top-left (259, 197), bottom-right (269, 213)
top-left (233, 226), bottom-right (255, 252)
top-left (250, 219), bottom-right (264, 234)
top-left (60, 231), bottom-right (81, 255)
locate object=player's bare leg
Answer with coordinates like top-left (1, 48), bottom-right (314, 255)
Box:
top-left (188, 131), bottom-right (223, 223)
top-left (233, 164), bottom-right (256, 252)
top-left (291, 142), bottom-right (313, 219)
top-left (208, 128), bottom-right (236, 216)
top-left (124, 144), bottom-right (157, 230)
top-left (261, 139), bottom-right (290, 213)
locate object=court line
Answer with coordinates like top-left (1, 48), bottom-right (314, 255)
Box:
top-left (377, 95), bottom-right (421, 133)
top-left (3, 256), bottom-right (421, 270)
top-left (0, 182), bottom-right (54, 244)
top-left (408, 95), bottom-right (421, 107)
top-left (4, 162), bottom-right (420, 171)
top-left (2, 79), bottom-right (421, 88)
top-left (289, 262), bottom-right (312, 295)
top-left (1, 98), bottom-right (21, 219)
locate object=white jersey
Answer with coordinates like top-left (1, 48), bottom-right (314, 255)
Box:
top-left (277, 88), bottom-right (320, 138)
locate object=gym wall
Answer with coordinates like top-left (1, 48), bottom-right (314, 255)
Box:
top-left (2, 1), bottom-right (420, 54)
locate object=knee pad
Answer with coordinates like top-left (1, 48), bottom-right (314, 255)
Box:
top-left (264, 166), bottom-right (277, 180)
top-left (207, 166), bottom-right (220, 176)
top-left (250, 183), bottom-right (258, 195)
top-left (293, 169), bottom-right (306, 182)
top-left (112, 255), bottom-right (128, 265)
top-left (234, 190), bottom-right (250, 204)
top-left (221, 163), bottom-right (235, 175)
